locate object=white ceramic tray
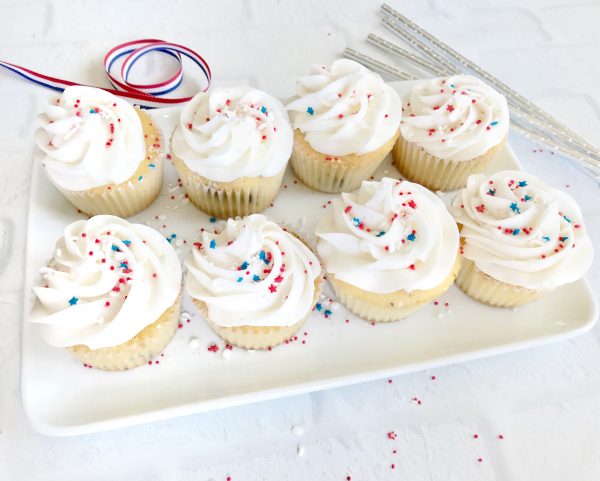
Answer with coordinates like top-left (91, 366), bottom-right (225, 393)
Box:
top-left (21, 82), bottom-right (598, 436)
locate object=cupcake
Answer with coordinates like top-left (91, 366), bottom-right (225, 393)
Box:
top-left (185, 214), bottom-right (322, 349)
top-left (30, 215), bottom-right (182, 371)
top-left (170, 86), bottom-right (293, 218)
top-left (286, 59), bottom-right (401, 193)
top-left (34, 86), bottom-right (163, 217)
top-left (450, 170), bottom-right (593, 307)
top-left (394, 75), bottom-right (509, 191)
top-left (316, 177), bottom-right (460, 322)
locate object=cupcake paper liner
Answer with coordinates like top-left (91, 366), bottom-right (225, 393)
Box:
top-left (53, 109), bottom-right (164, 218)
top-left (193, 276), bottom-right (323, 350)
top-left (290, 129), bottom-right (399, 193)
top-left (171, 152), bottom-right (285, 218)
top-left (455, 257), bottom-right (541, 308)
top-left (393, 134), bottom-right (507, 192)
top-left (329, 256), bottom-right (461, 323)
top-left (69, 293), bottom-right (182, 371)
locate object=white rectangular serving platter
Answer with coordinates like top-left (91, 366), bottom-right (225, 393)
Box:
top-left (21, 82), bottom-right (598, 436)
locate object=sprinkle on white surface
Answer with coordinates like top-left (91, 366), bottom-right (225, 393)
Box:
top-left (188, 337), bottom-right (200, 350)
top-left (297, 444), bottom-right (305, 457)
top-left (292, 424), bottom-right (304, 436)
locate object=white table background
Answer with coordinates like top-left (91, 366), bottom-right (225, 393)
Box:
top-left (1, 0), bottom-right (599, 479)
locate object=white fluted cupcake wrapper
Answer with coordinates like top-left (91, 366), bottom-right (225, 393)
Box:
top-left (455, 257), bottom-right (541, 307)
top-left (290, 129), bottom-right (398, 193)
top-left (69, 293), bottom-right (182, 371)
top-left (393, 134), bottom-right (506, 192)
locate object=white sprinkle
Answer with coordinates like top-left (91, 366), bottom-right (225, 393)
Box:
top-left (188, 337), bottom-right (200, 350)
top-left (383, 170), bottom-right (389, 175)
top-left (436, 312), bottom-right (444, 319)
top-left (297, 444), bottom-right (305, 457)
top-left (222, 349), bottom-right (232, 361)
top-left (175, 239), bottom-right (184, 247)
top-left (330, 302), bottom-right (340, 311)
top-left (435, 190), bottom-right (445, 197)
top-left (157, 214), bottom-right (167, 220)
top-left (180, 311), bottom-right (191, 320)
top-left (292, 424), bottom-right (304, 436)
top-left (168, 185), bottom-right (180, 193)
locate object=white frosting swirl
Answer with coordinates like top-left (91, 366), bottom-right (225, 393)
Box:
top-left (171, 86), bottom-right (293, 182)
top-left (316, 177), bottom-right (459, 294)
top-left (401, 75), bottom-right (509, 161)
top-left (450, 170), bottom-right (594, 290)
top-left (34, 86), bottom-right (146, 191)
top-left (286, 59), bottom-right (401, 156)
top-left (30, 216), bottom-right (182, 349)
top-left (185, 214), bottom-right (321, 327)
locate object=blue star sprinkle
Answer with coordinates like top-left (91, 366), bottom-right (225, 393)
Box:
top-left (68, 296), bottom-right (78, 306)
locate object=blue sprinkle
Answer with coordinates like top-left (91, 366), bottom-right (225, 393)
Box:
top-left (512, 229), bottom-right (520, 236)
top-left (352, 217), bottom-right (361, 226)
top-left (148, 163), bottom-right (156, 168)
top-left (68, 296), bottom-right (78, 306)
top-left (376, 231), bottom-right (386, 237)
top-left (563, 215), bottom-right (571, 223)
top-left (560, 236), bottom-right (569, 242)
top-left (524, 194), bottom-right (532, 201)
top-left (111, 245), bottom-right (120, 252)
top-left (166, 237), bottom-right (172, 243)
top-left (259, 250), bottom-right (270, 264)
top-left (324, 309), bottom-right (332, 317)
top-left (170, 233), bottom-right (177, 239)
top-left (89, 109), bottom-right (96, 114)
top-left (518, 180), bottom-right (528, 187)
top-left (237, 277), bottom-right (243, 283)
top-left (542, 236), bottom-right (550, 242)
top-left (239, 261), bottom-right (249, 270)
top-left (253, 275), bottom-right (260, 282)
top-left (450, 84), bottom-right (456, 88)
top-left (209, 217), bottom-right (217, 223)
top-left (315, 303), bottom-right (322, 311)
top-left (119, 262), bottom-right (128, 268)
top-left (123, 240), bottom-right (131, 246)
top-left (510, 202), bottom-right (520, 214)
top-left (138, 175), bottom-right (143, 181)
top-left (490, 121), bottom-right (498, 126)
top-left (209, 239), bottom-right (216, 249)
top-left (261, 106), bottom-right (267, 114)
top-left (407, 233), bottom-right (416, 242)
top-left (487, 189), bottom-right (496, 196)
top-left (307, 106), bottom-right (315, 115)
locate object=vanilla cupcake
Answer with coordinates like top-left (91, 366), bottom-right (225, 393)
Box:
top-left (171, 86), bottom-right (293, 218)
top-left (185, 214), bottom-right (322, 349)
top-left (35, 86), bottom-right (163, 217)
top-left (394, 75), bottom-right (509, 191)
top-left (316, 177), bottom-right (460, 322)
top-left (450, 170), bottom-right (593, 307)
top-left (286, 60), bottom-right (401, 193)
top-left (30, 216), bottom-right (182, 371)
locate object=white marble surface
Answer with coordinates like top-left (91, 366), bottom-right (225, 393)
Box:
top-left (1, 0), bottom-right (599, 479)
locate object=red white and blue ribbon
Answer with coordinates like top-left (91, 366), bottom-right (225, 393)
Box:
top-left (0, 39), bottom-right (211, 109)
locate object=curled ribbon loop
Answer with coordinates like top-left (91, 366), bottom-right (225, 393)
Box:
top-left (0, 39), bottom-right (211, 109)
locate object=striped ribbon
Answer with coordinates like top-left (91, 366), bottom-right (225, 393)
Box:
top-left (0, 39), bottom-right (211, 108)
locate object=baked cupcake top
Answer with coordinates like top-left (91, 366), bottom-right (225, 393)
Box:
top-left (30, 216), bottom-right (182, 349)
top-left (185, 214), bottom-right (321, 327)
top-left (401, 75), bottom-right (509, 161)
top-left (171, 86), bottom-right (293, 182)
top-left (450, 170), bottom-right (593, 290)
top-left (34, 86), bottom-right (146, 191)
top-left (316, 177), bottom-right (459, 294)
top-left (286, 59), bottom-right (402, 156)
